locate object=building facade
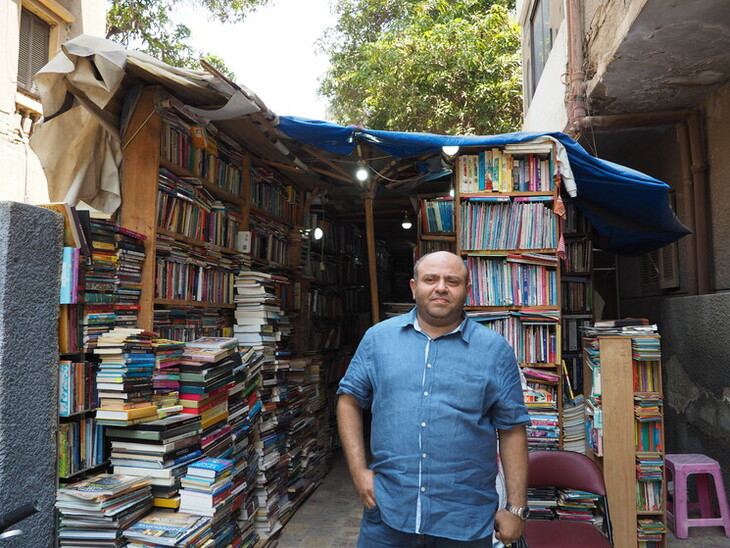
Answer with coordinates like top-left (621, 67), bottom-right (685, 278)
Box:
top-left (0, 0), bottom-right (105, 203)
top-left (518, 0), bottom-right (730, 481)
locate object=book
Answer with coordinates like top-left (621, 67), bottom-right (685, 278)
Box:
top-left (36, 202), bottom-right (83, 248)
top-left (95, 405), bottom-right (159, 421)
top-left (186, 336), bottom-right (239, 350)
top-left (186, 457), bottom-right (233, 479)
top-left (181, 347), bottom-right (236, 363)
top-left (58, 474), bottom-right (151, 501)
top-left (123, 509), bottom-right (210, 546)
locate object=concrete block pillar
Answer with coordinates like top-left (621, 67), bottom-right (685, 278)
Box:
top-left (0, 201), bottom-right (63, 546)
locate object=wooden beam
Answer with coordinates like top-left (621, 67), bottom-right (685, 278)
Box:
top-left (303, 145), bottom-right (353, 179)
top-left (364, 182), bottom-right (379, 324)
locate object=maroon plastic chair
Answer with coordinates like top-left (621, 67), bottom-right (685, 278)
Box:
top-left (523, 450), bottom-right (613, 548)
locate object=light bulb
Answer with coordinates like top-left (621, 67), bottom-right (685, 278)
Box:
top-left (355, 162), bottom-right (368, 183)
top-left (313, 226), bottom-right (324, 240)
top-left (442, 145), bottom-right (460, 157)
top-left (449, 187), bottom-right (455, 198)
top-left (401, 211), bottom-right (413, 230)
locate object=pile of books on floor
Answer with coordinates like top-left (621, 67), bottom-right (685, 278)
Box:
top-left (56, 473), bottom-right (152, 547)
top-left (561, 395), bottom-right (586, 454)
top-left (108, 413), bottom-right (203, 509)
top-left (179, 457), bottom-right (238, 543)
top-left (226, 346), bottom-right (264, 543)
top-left (180, 336), bottom-right (240, 458)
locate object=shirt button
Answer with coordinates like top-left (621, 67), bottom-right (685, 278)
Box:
top-left (421, 487), bottom-right (426, 492)
top-left (421, 422), bottom-right (427, 427)
top-left (423, 391), bottom-right (429, 396)
top-left (427, 363), bottom-right (433, 368)
top-left (422, 453), bottom-right (428, 458)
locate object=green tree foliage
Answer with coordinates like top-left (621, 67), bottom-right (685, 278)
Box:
top-left (319, 0), bottom-right (522, 134)
top-left (106, 0), bottom-right (270, 78)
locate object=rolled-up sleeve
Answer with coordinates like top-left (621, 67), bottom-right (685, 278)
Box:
top-left (337, 331), bottom-right (374, 409)
top-left (490, 341), bottom-right (532, 430)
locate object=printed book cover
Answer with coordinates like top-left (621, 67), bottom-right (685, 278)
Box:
top-left (123, 509), bottom-right (210, 546)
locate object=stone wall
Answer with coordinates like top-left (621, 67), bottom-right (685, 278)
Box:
top-left (661, 293), bottom-right (730, 482)
top-left (0, 201), bottom-right (62, 546)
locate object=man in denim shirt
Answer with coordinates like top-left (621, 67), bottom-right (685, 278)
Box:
top-left (338, 251), bottom-right (531, 547)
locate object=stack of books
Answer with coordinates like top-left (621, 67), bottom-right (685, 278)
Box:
top-left (93, 328), bottom-right (159, 427)
top-left (526, 486), bottom-right (558, 520)
top-left (555, 488), bottom-right (600, 522)
top-left (561, 395), bottom-right (587, 454)
top-left (56, 473), bottom-right (153, 547)
top-left (123, 508), bottom-right (211, 547)
top-left (179, 457), bottom-right (237, 541)
top-left (82, 218), bottom-right (119, 350)
top-left (150, 338), bottom-right (186, 412)
top-left (180, 337), bottom-right (240, 458)
top-left (114, 226), bottom-right (146, 328)
top-left (107, 413), bottom-right (203, 508)
top-left (226, 346), bottom-right (264, 543)
top-left (521, 367), bottom-right (560, 451)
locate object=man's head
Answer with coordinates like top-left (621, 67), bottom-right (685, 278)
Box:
top-left (410, 251), bottom-right (470, 331)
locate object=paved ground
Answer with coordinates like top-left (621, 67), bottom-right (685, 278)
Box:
top-left (271, 452), bottom-right (730, 547)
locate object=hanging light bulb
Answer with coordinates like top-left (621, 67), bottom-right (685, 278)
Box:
top-left (401, 211), bottom-right (413, 230)
top-left (442, 145), bottom-right (460, 157)
top-left (313, 226), bottom-right (324, 240)
top-left (355, 159), bottom-right (369, 182)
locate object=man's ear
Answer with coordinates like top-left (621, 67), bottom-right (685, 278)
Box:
top-left (409, 278), bottom-right (416, 298)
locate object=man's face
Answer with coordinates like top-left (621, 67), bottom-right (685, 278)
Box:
top-left (409, 252), bottom-right (470, 328)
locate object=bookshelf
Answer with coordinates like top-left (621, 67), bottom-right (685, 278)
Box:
top-left (118, 85), bottom-right (349, 541)
top-left (121, 87), bottom-right (307, 340)
top-left (583, 334), bottom-right (667, 548)
top-left (454, 142), bottom-right (563, 451)
top-left (561, 199), bottom-right (593, 396)
top-left (416, 194), bottom-right (456, 259)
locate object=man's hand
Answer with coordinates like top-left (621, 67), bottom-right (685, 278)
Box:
top-left (353, 467), bottom-right (377, 508)
top-left (494, 508), bottom-right (524, 545)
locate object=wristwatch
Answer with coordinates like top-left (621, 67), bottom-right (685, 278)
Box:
top-left (505, 503), bottom-right (530, 520)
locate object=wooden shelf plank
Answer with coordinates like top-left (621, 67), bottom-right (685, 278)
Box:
top-left (153, 298), bottom-right (236, 309)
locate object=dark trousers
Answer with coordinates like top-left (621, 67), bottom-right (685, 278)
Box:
top-left (358, 505), bottom-right (493, 548)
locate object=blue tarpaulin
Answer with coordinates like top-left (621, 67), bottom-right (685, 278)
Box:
top-left (277, 116), bottom-right (691, 256)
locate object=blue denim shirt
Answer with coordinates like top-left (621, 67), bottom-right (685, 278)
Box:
top-left (337, 307), bottom-right (530, 541)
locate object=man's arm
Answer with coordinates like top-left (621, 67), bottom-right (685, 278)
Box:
top-left (337, 393), bottom-right (376, 508)
top-left (494, 425), bottom-right (528, 545)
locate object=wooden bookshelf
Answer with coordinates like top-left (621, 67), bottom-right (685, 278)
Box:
top-left (583, 334), bottom-right (667, 547)
top-left (416, 193), bottom-right (456, 259)
top-left (120, 87), bottom-right (252, 338)
top-left (454, 142), bottom-right (563, 451)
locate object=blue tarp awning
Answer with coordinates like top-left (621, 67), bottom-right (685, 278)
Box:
top-left (277, 116), bottom-right (691, 256)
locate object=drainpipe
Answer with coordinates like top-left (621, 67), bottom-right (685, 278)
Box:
top-left (566, 0), bottom-right (586, 134)
top-left (564, 0), bottom-right (709, 294)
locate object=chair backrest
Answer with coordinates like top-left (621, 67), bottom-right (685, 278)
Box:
top-left (528, 450), bottom-right (607, 496)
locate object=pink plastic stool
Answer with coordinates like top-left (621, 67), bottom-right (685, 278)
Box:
top-left (665, 454), bottom-right (730, 538)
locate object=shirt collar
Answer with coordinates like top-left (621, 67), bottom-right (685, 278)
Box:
top-left (398, 307), bottom-right (471, 342)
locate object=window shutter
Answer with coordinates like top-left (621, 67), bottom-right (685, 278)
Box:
top-left (17, 8), bottom-right (50, 94)
top-left (658, 242), bottom-right (680, 289)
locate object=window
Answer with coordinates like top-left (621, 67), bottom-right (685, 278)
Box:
top-left (18, 7), bottom-right (50, 95)
top-left (529, 0), bottom-right (552, 97)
